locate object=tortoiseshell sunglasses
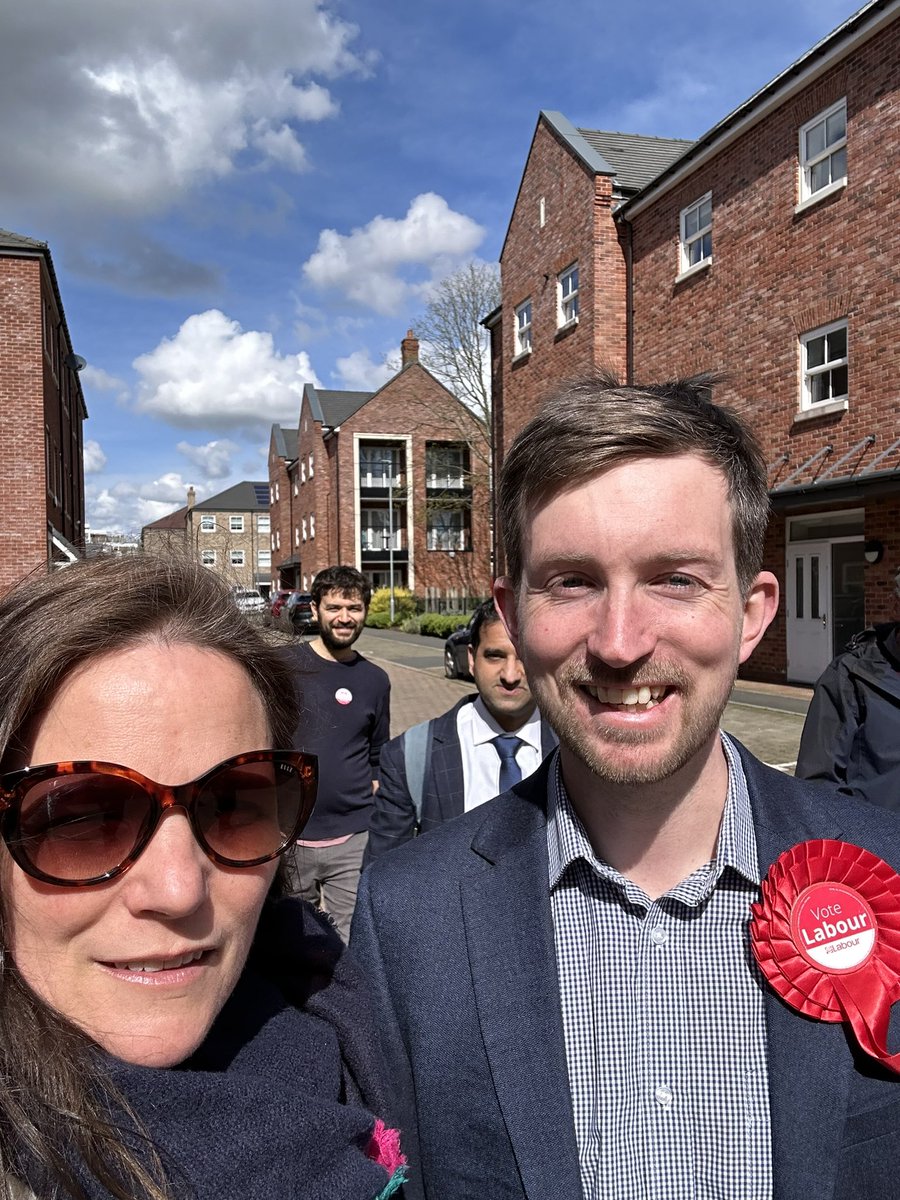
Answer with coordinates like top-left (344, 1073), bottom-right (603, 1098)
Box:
top-left (0, 750), bottom-right (317, 887)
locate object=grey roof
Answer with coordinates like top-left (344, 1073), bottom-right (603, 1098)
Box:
top-left (576, 130), bottom-right (694, 195)
top-left (142, 505), bottom-right (189, 532)
top-left (271, 424), bottom-right (299, 460)
top-left (304, 385), bottom-right (372, 427)
top-left (0, 228), bottom-right (48, 251)
top-left (193, 480), bottom-right (269, 512)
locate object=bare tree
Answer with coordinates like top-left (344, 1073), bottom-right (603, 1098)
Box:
top-left (414, 261), bottom-right (500, 428)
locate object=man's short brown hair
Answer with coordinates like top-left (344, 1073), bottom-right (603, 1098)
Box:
top-left (497, 372), bottom-right (770, 598)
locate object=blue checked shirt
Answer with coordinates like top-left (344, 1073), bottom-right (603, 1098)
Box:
top-left (547, 733), bottom-right (772, 1200)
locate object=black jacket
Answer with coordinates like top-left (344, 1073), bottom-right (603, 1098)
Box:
top-left (796, 622), bottom-right (900, 809)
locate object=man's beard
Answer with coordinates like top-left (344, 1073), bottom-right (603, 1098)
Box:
top-left (530, 656), bottom-right (736, 787)
top-left (319, 620), bottom-right (363, 654)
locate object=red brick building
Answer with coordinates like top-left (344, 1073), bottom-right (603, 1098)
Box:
top-left (268, 332), bottom-right (491, 607)
top-left (490, 0), bottom-right (900, 683)
top-left (0, 229), bottom-right (87, 590)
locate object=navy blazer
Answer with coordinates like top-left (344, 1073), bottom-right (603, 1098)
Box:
top-left (364, 696), bottom-right (557, 862)
top-left (351, 744), bottom-right (900, 1200)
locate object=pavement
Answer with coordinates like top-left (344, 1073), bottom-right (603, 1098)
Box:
top-left (355, 627), bottom-right (813, 774)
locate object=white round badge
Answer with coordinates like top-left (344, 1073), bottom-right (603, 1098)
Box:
top-left (334, 687), bottom-right (353, 706)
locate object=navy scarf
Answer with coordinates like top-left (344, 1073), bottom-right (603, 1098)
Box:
top-left (27, 899), bottom-right (396, 1199)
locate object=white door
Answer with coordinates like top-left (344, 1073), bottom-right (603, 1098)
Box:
top-left (786, 541), bottom-right (832, 683)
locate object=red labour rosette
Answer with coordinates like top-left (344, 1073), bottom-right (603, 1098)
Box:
top-left (751, 839), bottom-right (900, 1073)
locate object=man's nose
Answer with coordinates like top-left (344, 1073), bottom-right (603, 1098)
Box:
top-left (584, 589), bottom-right (658, 670)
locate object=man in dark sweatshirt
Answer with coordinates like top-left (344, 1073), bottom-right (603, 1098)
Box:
top-left (283, 565), bottom-right (390, 940)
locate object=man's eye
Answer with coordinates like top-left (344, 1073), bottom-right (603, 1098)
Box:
top-left (664, 574), bottom-right (696, 589)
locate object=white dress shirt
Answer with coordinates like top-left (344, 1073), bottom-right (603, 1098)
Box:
top-left (456, 696), bottom-right (545, 811)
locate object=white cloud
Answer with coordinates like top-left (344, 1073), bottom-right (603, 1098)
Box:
top-left (0, 0), bottom-right (368, 222)
top-left (302, 193), bottom-right (486, 315)
top-left (133, 309), bottom-right (319, 429)
top-left (80, 364), bottom-right (130, 404)
top-left (83, 439), bottom-right (107, 473)
top-left (334, 349), bottom-right (397, 390)
top-left (176, 439), bottom-right (239, 479)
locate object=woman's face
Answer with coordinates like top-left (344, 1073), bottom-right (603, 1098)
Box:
top-left (3, 641), bottom-right (277, 1067)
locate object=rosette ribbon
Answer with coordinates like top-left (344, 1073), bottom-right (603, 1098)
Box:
top-left (751, 839), bottom-right (900, 1074)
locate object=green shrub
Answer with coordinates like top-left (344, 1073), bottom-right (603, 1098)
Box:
top-left (365, 610), bottom-right (392, 629)
top-left (368, 586), bottom-right (416, 622)
top-left (399, 615), bottom-right (421, 634)
top-left (419, 612), bottom-right (470, 639)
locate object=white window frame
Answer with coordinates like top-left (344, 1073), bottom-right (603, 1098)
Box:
top-left (199, 515), bottom-right (215, 534)
top-left (310, 513), bottom-right (316, 539)
top-left (229, 515), bottom-right (244, 533)
top-left (308, 453), bottom-right (314, 478)
top-left (257, 549), bottom-right (272, 569)
top-left (800, 319), bottom-right (849, 415)
top-left (229, 549), bottom-right (245, 567)
top-left (557, 264), bottom-right (579, 328)
top-left (301, 461), bottom-right (306, 484)
top-left (201, 549), bottom-right (216, 567)
top-left (798, 99), bottom-right (847, 207)
top-left (514, 299), bottom-right (532, 358)
top-left (257, 514), bottom-right (270, 534)
top-left (302, 518), bottom-right (307, 542)
top-left (678, 192), bottom-right (712, 277)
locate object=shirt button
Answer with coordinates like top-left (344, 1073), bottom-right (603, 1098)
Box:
top-left (650, 926), bottom-right (668, 946)
top-left (654, 1084), bottom-right (673, 1109)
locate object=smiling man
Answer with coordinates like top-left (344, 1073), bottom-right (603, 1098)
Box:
top-left (364, 599), bottom-right (556, 860)
top-left (283, 565), bottom-right (390, 940)
top-left (351, 374), bottom-right (900, 1200)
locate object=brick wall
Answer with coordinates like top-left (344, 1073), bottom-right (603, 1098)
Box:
top-left (0, 257), bottom-right (50, 590)
top-left (498, 120), bottom-right (628, 464)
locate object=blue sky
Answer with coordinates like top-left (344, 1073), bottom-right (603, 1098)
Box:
top-left (1, 0), bottom-right (860, 533)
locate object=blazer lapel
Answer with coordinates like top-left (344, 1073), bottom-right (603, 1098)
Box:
top-left (428, 705), bottom-right (466, 820)
top-left (741, 747), bottom-right (854, 1199)
top-left (460, 773), bottom-right (583, 1200)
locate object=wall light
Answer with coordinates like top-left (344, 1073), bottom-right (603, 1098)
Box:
top-left (863, 539), bottom-right (884, 565)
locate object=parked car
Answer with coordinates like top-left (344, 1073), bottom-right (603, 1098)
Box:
top-left (231, 587), bottom-right (267, 616)
top-left (444, 617), bottom-right (475, 679)
top-left (278, 591), bottom-right (318, 635)
top-left (265, 589), bottom-right (292, 626)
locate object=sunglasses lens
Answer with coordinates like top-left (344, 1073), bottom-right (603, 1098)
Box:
top-left (12, 772), bottom-right (151, 884)
top-left (194, 757), bottom-right (310, 865)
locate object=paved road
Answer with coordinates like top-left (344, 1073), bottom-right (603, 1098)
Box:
top-left (356, 627), bottom-right (810, 774)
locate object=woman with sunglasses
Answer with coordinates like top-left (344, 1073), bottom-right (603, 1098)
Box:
top-left (0, 555), bottom-right (405, 1200)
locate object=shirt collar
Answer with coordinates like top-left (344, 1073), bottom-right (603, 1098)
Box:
top-left (547, 731), bottom-right (760, 900)
top-left (469, 695), bottom-right (543, 752)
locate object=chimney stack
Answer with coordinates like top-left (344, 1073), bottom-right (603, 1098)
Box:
top-left (401, 329), bottom-right (419, 369)
top-left (186, 486), bottom-right (196, 509)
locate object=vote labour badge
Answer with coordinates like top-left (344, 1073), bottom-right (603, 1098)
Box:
top-left (751, 839), bottom-right (900, 1074)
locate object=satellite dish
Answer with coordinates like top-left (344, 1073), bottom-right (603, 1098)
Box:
top-left (65, 353), bottom-right (87, 372)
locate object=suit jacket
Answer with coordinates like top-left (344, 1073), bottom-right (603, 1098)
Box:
top-left (351, 744), bottom-right (900, 1200)
top-left (364, 696), bottom-right (558, 862)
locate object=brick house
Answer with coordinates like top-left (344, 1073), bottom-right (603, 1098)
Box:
top-left (142, 482), bottom-right (272, 594)
top-left (268, 332), bottom-right (492, 606)
top-left (490, 0), bottom-right (900, 684)
top-left (0, 228), bottom-right (87, 591)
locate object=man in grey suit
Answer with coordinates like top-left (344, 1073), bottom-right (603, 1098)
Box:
top-left (352, 373), bottom-right (900, 1199)
top-left (365, 599), bottom-right (557, 861)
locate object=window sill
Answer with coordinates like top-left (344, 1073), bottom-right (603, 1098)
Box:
top-left (675, 258), bottom-right (712, 284)
top-left (793, 398), bottom-right (849, 423)
top-left (555, 318), bottom-right (579, 341)
top-left (794, 178), bottom-right (846, 215)
top-left (511, 349), bottom-right (532, 365)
